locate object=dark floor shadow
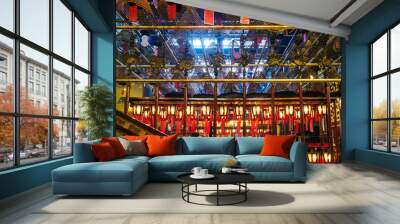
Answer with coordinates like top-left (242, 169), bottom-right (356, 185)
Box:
top-left (55, 183), bottom-right (181, 200)
top-left (203, 190), bottom-right (295, 207)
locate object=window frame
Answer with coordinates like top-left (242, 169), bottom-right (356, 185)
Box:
top-left (370, 21), bottom-right (400, 154)
top-left (0, 0), bottom-right (92, 171)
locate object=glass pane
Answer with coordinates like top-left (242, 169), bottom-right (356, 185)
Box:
top-left (53, 59), bottom-right (72, 117)
top-left (53, 0), bottom-right (72, 60)
top-left (20, 44), bottom-right (49, 115)
top-left (20, 0), bottom-right (49, 49)
top-left (0, 0), bottom-right (14, 31)
top-left (372, 33), bottom-right (387, 76)
top-left (391, 24), bottom-right (400, 70)
top-left (372, 121), bottom-right (388, 151)
top-left (391, 72), bottom-right (400, 118)
top-left (74, 17), bottom-right (89, 70)
top-left (20, 117), bottom-right (49, 165)
top-left (74, 69), bottom-right (89, 118)
top-left (0, 116), bottom-right (14, 170)
top-left (0, 35), bottom-right (14, 112)
top-left (372, 76), bottom-right (387, 119)
top-left (53, 119), bottom-right (72, 157)
top-left (75, 120), bottom-right (88, 143)
top-left (391, 120), bottom-right (400, 153)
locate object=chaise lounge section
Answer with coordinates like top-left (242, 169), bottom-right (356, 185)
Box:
top-left (52, 137), bottom-right (307, 196)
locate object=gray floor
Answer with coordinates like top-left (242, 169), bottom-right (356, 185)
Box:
top-left (1, 162), bottom-right (400, 224)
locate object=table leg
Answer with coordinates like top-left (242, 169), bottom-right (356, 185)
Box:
top-left (195, 184), bottom-right (198, 192)
top-left (217, 184), bottom-right (219, 206)
top-left (187, 184), bottom-right (190, 202)
top-left (181, 184), bottom-right (183, 199)
top-left (245, 183), bottom-right (247, 201)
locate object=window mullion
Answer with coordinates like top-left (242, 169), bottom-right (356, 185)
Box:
top-left (71, 10), bottom-right (76, 155)
top-left (48, 0), bottom-right (54, 160)
top-left (13, 0), bottom-right (21, 167)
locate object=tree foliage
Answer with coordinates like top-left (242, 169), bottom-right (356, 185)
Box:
top-left (0, 85), bottom-right (59, 151)
top-left (79, 84), bottom-right (113, 140)
top-left (372, 99), bottom-right (400, 140)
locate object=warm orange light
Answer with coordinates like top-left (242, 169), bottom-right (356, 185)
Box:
top-left (324, 152), bottom-right (332, 163)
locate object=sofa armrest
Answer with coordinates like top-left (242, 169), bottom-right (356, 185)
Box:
top-left (73, 140), bottom-right (100, 163)
top-left (289, 141), bottom-right (307, 181)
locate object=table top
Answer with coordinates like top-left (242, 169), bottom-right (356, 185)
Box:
top-left (177, 172), bottom-right (255, 185)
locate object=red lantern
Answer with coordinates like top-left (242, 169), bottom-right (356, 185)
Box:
top-left (204, 10), bottom-right (214, 25)
top-left (240, 16), bottom-right (250, 24)
top-left (167, 3), bottom-right (176, 21)
top-left (128, 5), bottom-right (138, 22)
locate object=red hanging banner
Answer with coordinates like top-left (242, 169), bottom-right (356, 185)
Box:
top-left (128, 5), bottom-right (138, 22)
top-left (167, 3), bottom-right (176, 21)
top-left (240, 16), bottom-right (250, 24)
top-left (204, 10), bottom-right (214, 25)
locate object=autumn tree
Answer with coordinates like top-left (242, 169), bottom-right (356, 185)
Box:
top-left (0, 85), bottom-right (60, 152)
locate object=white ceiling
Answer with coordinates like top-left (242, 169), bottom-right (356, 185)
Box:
top-left (168, 0), bottom-right (384, 38)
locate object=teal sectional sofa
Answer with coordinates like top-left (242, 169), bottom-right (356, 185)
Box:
top-left (52, 137), bottom-right (307, 196)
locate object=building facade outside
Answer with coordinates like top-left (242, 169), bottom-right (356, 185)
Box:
top-left (0, 41), bottom-right (76, 167)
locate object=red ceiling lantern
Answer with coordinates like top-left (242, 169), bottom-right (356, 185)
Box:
top-left (128, 4), bottom-right (138, 22)
top-left (334, 38), bottom-right (341, 49)
top-left (167, 3), bottom-right (176, 21)
top-left (204, 9), bottom-right (214, 25)
top-left (240, 16), bottom-right (250, 25)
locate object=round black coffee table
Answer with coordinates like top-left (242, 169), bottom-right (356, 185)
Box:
top-left (177, 173), bottom-right (255, 206)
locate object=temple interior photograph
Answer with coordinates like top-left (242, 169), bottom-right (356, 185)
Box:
top-left (0, 0), bottom-right (400, 223)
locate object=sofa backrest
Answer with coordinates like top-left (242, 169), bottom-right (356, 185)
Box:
top-left (73, 139), bottom-right (100, 163)
top-left (178, 137), bottom-right (236, 155)
top-left (236, 137), bottom-right (264, 155)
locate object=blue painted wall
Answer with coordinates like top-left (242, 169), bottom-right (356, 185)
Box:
top-left (91, 0), bottom-right (116, 135)
top-left (0, 158), bottom-right (72, 199)
top-left (344, 0), bottom-right (400, 171)
top-left (0, 0), bottom-right (115, 200)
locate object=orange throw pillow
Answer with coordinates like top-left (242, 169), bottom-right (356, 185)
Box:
top-left (101, 137), bottom-right (126, 158)
top-left (91, 142), bottom-right (117, 161)
top-left (146, 135), bottom-right (177, 157)
top-left (260, 135), bottom-right (296, 159)
top-left (124, 135), bottom-right (148, 142)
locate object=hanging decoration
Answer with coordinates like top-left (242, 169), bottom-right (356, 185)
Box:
top-left (167, 3), bottom-right (176, 20)
top-left (240, 16), bottom-right (250, 25)
top-left (141, 35), bottom-right (150, 47)
top-left (204, 9), bottom-right (214, 25)
top-left (128, 4), bottom-right (138, 22)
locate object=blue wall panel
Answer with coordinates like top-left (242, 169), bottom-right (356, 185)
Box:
top-left (344, 0), bottom-right (400, 171)
top-left (0, 158), bottom-right (72, 199)
top-left (91, 0), bottom-right (115, 135)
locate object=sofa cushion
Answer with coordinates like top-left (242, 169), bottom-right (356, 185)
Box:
top-left (149, 154), bottom-right (235, 172)
top-left (101, 137), bottom-right (127, 158)
top-left (115, 155), bottom-right (150, 163)
top-left (53, 158), bottom-right (147, 183)
top-left (147, 135), bottom-right (178, 157)
top-left (236, 137), bottom-right (264, 155)
top-left (179, 137), bottom-right (235, 155)
top-left (236, 155), bottom-right (293, 172)
top-left (91, 142), bottom-right (118, 161)
top-left (260, 135), bottom-right (296, 159)
top-left (118, 138), bottom-right (147, 156)
top-left (73, 139), bottom-right (100, 163)
top-left (124, 135), bottom-right (148, 142)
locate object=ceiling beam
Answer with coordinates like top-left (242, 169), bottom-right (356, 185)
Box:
top-left (167, 0), bottom-right (351, 38)
top-left (330, 0), bottom-right (368, 27)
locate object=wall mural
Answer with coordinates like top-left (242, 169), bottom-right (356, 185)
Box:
top-left (115, 0), bottom-right (342, 163)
